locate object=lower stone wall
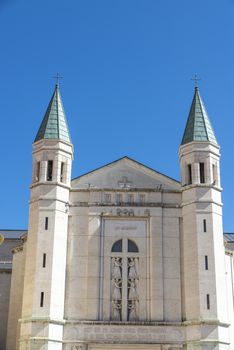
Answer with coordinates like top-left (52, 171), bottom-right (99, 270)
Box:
top-left (0, 271), bottom-right (11, 350)
top-left (63, 321), bottom-right (230, 350)
top-left (6, 246), bottom-right (25, 350)
top-left (67, 345), bottom-right (181, 350)
top-left (63, 323), bottom-right (185, 345)
top-left (15, 320), bottom-right (231, 350)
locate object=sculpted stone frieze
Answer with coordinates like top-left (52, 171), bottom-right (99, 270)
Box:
top-left (71, 345), bottom-right (87, 350)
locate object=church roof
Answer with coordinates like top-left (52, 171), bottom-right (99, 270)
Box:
top-left (181, 87), bottom-right (218, 145)
top-left (34, 84), bottom-right (71, 143)
top-left (224, 233), bottom-right (234, 243)
top-left (0, 229), bottom-right (27, 239)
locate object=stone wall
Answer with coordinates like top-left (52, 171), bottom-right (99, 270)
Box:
top-left (6, 245), bottom-right (26, 350)
top-left (0, 271), bottom-right (11, 350)
top-left (0, 237), bottom-right (22, 350)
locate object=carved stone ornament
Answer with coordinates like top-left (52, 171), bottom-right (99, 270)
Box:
top-left (127, 257), bottom-right (139, 321)
top-left (71, 345), bottom-right (87, 350)
top-left (111, 257), bottom-right (123, 320)
top-left (118, 176), bottom-right (132, 188)
top-left (116, 208), bottom-right (134, 216)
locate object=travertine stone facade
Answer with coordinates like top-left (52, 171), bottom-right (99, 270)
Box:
top-left (0, 231), bottom-right (24, 350)
top-left (2, 85), bottom-right (234, 350)
top-left (0, 271), bottom-right (11, 349)
top-left (6, 243), bottom-right (26, 350)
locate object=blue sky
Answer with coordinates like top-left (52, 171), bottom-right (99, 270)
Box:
top-left (0, 0), bottom-right (234, 231)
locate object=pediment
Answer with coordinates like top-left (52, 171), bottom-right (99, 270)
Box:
top-left (71, 157), bottom-right (180, 191)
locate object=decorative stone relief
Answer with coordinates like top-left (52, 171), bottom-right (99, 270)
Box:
top-left (128, 257), bottom-right (138, 278)
top-left (116, 208), bottom-right (134, 216)
top-left (118, 176), bottom-right (132, 188)
top-left (110, 238), bottom-right (140, 321)
top-left (111, 257), bottom-right (122, 320)
top-left (127, 257), bottom-right (139, 321)
top-left (71, 345), bottom-right (87, 350)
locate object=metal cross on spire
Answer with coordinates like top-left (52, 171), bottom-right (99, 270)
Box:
top-left (191, 74), bottom-right (201, 89)
top-left (52, 73), bottom-right (63, 86)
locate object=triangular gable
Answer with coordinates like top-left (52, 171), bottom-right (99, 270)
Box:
top-left (72, 156), bottom-right (181, 191)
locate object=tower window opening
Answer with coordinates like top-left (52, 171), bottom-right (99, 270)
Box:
top-left (206, 294), bottom-right (210, 310)
top-left (40, 292), bottom-right (44, 307)
top-left (47, 160), bottom-right (53, 181)
top-left (187, 164), bottom-right (192, 185)
top-left (42, 253), bottom-right (46, 268)
top-left (36, 162), bottom-right (40, 182)
top-left (203, 219), bottom-right (207, 232)
top-left (45, 217), bottom-right (48, 230)
top-left (60, 162), bottom-right (65, 182)
top-left (205, 255), bottom-right (209, 270)
top-left (199, 162), bottom-right (205, 183)
top-left (212, 164), bottom-right (217, 185)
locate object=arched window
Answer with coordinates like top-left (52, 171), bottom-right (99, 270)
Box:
top-left (110, 238), bottom-right (139, 321)
top-left (111, 239), bottom-right (122, 252)
top-left (128, 239), bottom-right (138, 253)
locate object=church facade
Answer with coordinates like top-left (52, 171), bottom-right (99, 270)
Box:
top-left (2, 85), bottom-right (234, 350)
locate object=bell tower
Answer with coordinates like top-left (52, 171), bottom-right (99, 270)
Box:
top-left (19, 83), bottom-right (73, 349)
top-left (179, 87), bottom-right (229, 349)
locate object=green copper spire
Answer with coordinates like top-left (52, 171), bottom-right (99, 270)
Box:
top-left (181, 87), bottom-right (218, 145)
top-left (34, 84), bottom-right (71, 143)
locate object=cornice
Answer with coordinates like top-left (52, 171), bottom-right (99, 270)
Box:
top-left (181, 183), bottom-right (222, 192)
top-left (30, 181), bottom-right (70, 191)
top-left (181, 199), bottom-right (223, 208)
top-left (70, 187), bottom-right (182, 193)
top-left (70, 202), bottom-right (181, 209)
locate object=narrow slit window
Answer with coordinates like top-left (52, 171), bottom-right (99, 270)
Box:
top-left (188, 164), bottom-right (192, 185)
top-left (40, 292), bottom-right (44, 307)
top-left (45, 217), bottom-right (48, 230)
top-left (36, 162), bottom-right (40, 182)
top-left (199, 162), bottom-right (205, 183)
top-left (205, 255), bottom-right (209, 270)
top-left (60, 162), bottom-right (65, 182)
top-left (206, 294), bottom-right (210, 310)
top-left (203, 219), bottom-right (207, 233)
top-left (47, 160), bottom-right (53, 181)
top-left (43, 253), bottom-right (46, 268)
top-left (212, 164), bottom-right (217, 185)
